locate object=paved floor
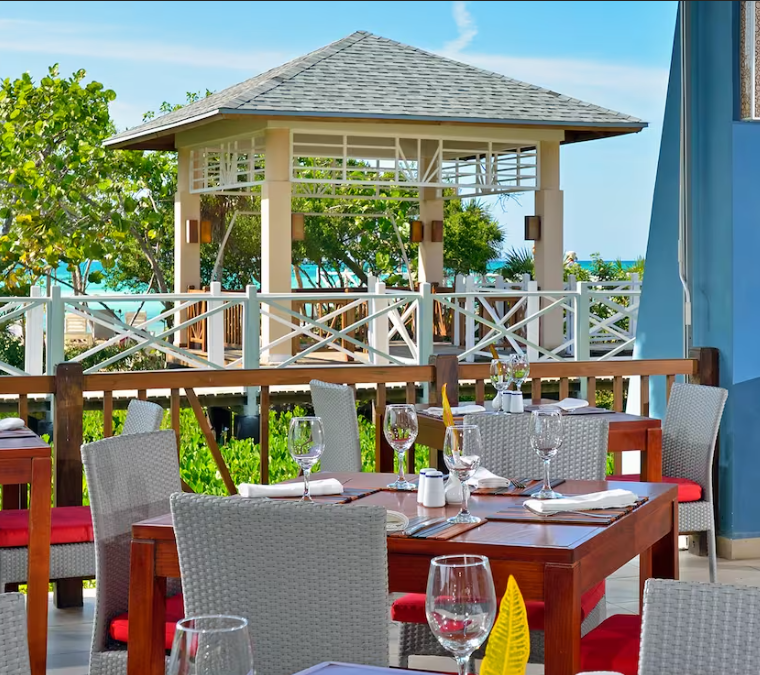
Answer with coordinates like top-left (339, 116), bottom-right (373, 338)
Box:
top-left (47, 551), bottom-right (760, 674)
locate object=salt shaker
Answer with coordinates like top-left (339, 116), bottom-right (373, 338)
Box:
top-left (417, 468), bottom-right (435, 504)
top-left (423, 470), bottom-right (446, 508)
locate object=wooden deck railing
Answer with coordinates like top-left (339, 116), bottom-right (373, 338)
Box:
top-left (0, 347), bottom-right (718, 605)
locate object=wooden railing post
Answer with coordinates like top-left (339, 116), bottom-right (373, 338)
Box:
top-left (53, 361), bottom-right (84, 608)
top-left (432, 354), bottom-right (460, 407)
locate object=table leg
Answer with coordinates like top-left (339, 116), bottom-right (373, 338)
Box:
top-left (27, 457), bottom-right (51, 675)
top-left (639, 496), bottom-right (679, 612)
top-left (544, 563), bottom-right (581, 675)
top-left (640, 427), bottom-right (662, 482)
top-left (127, 540), bottom-right (167, 675)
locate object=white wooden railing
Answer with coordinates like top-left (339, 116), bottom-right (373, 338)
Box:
top-left (0, 274), bottom-right (640, 375)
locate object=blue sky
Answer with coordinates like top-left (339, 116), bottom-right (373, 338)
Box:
top-left (0, 0), bottom-right (677, 260)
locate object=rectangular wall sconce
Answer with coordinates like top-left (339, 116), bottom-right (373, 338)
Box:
top-left (200, 220), bottom-right (212, 244)
top-left (524, 215), bottom-right (542, 241)
top-left (431, 220), bottom-right (444, 243)
top-left (410, 220), bottom-right (424, 243)
top-left (186, 219), bottom-right (199, 244)
top-left (292, 213), bottom-right (305, 241)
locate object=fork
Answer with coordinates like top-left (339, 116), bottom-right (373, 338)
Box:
top-left (510, 477), bottom-right (531, 490)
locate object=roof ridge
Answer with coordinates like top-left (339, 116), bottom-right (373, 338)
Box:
top-left (232, 30), bottom-right (373, 109)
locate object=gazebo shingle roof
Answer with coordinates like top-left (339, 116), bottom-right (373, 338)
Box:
top-left (105, 30), bottom-right (645, 149)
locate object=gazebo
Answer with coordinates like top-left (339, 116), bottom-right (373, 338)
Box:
top-left (104, 30), bottom-right (645, 360)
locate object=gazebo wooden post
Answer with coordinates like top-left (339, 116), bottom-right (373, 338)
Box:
top-left (534, 140), bottom-right (565, 349)
top-left (174, 148), bottom-right (201, 347)
top-left (261, 127), bottom-right (293, 362)
top-left (418, 151), bottom-right (445, 286)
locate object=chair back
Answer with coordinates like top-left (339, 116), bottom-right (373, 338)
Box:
top-left (82, 430), bottom-right (181, 656)
top-left (171, 493), bottom-right (389, 675)
top-left (309, 380), bottom-right (362, 472)
top-left (464, 413), bottom-right (609, 480)
top-left (662, 383), bottom-right (727, 498)
top-left (122, 399), bottom-right (164, 435)
top-left (0, 593), bottom-right (31, 674)
top-left (640, 578), bottom-right (760, 674)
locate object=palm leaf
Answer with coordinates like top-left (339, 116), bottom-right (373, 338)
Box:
top-left (442, 383), bottom-right (455, 428)
top-left (480, 575), bottom-right (530, 675)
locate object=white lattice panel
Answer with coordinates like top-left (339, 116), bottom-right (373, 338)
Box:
top-left (189, 134), bottom-right (266, 194)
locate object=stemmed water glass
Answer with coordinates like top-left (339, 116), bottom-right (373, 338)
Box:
top-left (426, 554), bottom-right (497, 675)
top-left (529, 408), bottom-right (564, 499)
top-left (383, 404), bottom-right (419, 490)
top-left (489, 358), bottom-right (512, 414)
top-left (167, 615), bottom-right (254, 675)
top-left (442, 424), bottom-right (482, 523)
top-left (510, 352), bottom-right (530, 410)
top-left (288, 416), bottom-right (325, 502)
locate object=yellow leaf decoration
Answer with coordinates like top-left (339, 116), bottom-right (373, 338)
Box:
top-left (442, 383), bottom-right (455, 429)
top-left (489, 343), bottom-right (500, 361)
top-left (480, 575), bottom-right (530, 675)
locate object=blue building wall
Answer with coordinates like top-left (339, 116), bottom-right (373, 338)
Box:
top-left (638, 1), bottom-right (760, 539)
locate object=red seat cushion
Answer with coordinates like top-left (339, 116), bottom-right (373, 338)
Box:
top-left (0, 506), bottom-right (94, 547)
top-left (109, 593), bottom-right (184, 650)
top-left (391, 581), bottom-right (606, 630)
top-left (580, 614), bottom-right (641, 675)
top-left (608, 474), bottom-right (702, 502)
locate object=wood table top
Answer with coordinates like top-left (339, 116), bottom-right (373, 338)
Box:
top-left (293, 663), bottom-right (442, 675)
top-left (0, 428), bottom-right (50, 458)
top-left (133, 472), bottom-right (677, 565)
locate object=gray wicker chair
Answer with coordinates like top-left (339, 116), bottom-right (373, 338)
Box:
top-left (309, 380), bottom-right (362, 472)
top-left (0, 592), bottom-right (31, 674)
top-left (122, 399), bottom-right (164, 435)
top-left (82, 430), bottom-right (182, 675)
top-left (170, 493), bottom-right (389, 675)
top-left (661, 383), bottom-right (727, 582)
top-left (394, 413), bottom-right (609, 667)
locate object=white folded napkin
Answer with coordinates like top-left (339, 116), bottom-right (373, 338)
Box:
top-left (541, 398), bottom-right (589, 412)
top-left (386, 510), bottom-right (409, 532)
top-left (524, 489), bottom-right (637, 514)
top-left (238, 478), bottom-right (343, 499)
top-left (466, 466), bottom-right (510, 489)
top-left (0, 417), bottom-right (25, 431)
top-left (425, 404), bottom-right (486, 418)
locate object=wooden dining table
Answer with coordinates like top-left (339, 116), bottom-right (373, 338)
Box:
top-left (127, 472), bottom-right (678, 675)
top-left (0, 428), bottom-right (52, 675)
top-left (292, 662), bottom-right (443, 675)
top-left (395, 404), bottom-right (664, 481)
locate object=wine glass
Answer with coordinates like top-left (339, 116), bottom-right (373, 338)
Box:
top-left (510, 352), bottom-right (530, 408)
top-left (529, 409), bottom-right (564, 499)
top-left (383, 404), bottom-right (419, 490)
top-left (167, 615), bottom-right (254, 675)
top-left (426, 554), bottom-right (497, 675)
top-left (442, 424), bottom-right (482, 523)
top-left (489, 358), bottom-right (512, 414)
top-left (288, 416), bottom-right (325, 502)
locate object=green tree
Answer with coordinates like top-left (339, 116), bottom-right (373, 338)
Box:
top-left (442, 200), bottom-right (503, 277)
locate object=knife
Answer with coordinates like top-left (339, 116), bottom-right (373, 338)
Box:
top-left (405, 517), bottom-right (447, 536)
top-left (412, 520), bottom-right (454, 538)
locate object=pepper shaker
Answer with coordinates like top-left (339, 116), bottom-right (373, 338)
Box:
top-left (423, 470), bottom-right (446, 508)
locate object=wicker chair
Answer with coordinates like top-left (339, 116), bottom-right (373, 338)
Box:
top-left (309, 380), bottom-right (362, 472)
top-left (611, 383), bottom-right (728, 581)
top-left (0, 592), bottom-right (31, 674)
top-left (170, 493), bottom-right (389, 675)
top-left (82, 430), bottom-right (183, 675)
top-left (580, 578), bottom-right (760, 674)
top-left (122, 399), bottom-right (164, 435)
top-left (393, 413), bottom-right (609, 667)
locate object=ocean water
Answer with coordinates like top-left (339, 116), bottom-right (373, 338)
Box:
top-left (51, 259), bottom-right (638, 322)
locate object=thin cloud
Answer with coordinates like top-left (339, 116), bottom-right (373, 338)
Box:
top-left (444, 1), bottom-right (477, 53)
top-left (0, 18), bottom-right (290, 71)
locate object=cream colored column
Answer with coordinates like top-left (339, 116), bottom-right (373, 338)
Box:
top-left (261, 127), bottom-right (293, 362)
top-left (534, 140), bottom-right (564, 350)
top-left (418, 148), bottom-right (445, 286)
top-left (175, 148), bottom-right (201, 347)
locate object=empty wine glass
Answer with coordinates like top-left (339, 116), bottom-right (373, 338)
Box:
top-left (383, 404), bottom-right (419, 490)
top-left (511, 352), bottom-right (530, 410)
top-left (489, 358), bottom-right (512, 414)
top-left (288, 416), bottom-right (325, 502)
top-left (167, 615), bottom-right (254, 675)
top-left (529, 409), bottom-right (564, 499)
top-left (443, 424), bottom-right (482, 523)
top-left (426, 554), bottom-right (497, 675)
